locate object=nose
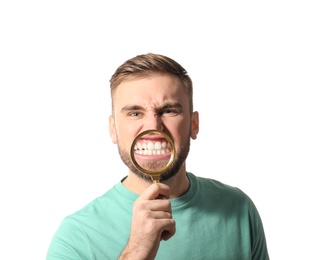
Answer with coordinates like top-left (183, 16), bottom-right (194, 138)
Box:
top-left (144, 114), bottom-right (164, 131)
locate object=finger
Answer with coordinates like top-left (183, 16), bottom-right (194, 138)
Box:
top-left (139, 183), bottom-right (171, 200)
top-left (150, 210), bottom-right (173, 220)
top-left (134, 199), bottom-right (172, 214)
top-left (146, 199), bottom-right (172, 213)
top-left (160, 219), bottom-right (176, 241)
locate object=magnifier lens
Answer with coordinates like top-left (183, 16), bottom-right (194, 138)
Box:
top-left (130, 130), bottom-right (175, 183)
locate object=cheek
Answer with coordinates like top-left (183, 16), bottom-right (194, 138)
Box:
top-left (115, 125), bottom-right (138, 150)
top-left (176, 123), bottom-right (193, 146)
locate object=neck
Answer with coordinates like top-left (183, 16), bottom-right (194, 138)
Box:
top-left (122, 166), bottom-right (189, 199)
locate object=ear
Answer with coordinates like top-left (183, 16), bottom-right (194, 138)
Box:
top-left (190, 111), bottom-right (199, 140)
top-left (109, 115), bottom-right (117, 144)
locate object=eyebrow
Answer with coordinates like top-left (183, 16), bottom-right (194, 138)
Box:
top-left (121, 105), bottom-right (143, 113)
top-left (157, 102), bottom-right (182, 111)
top-left (120, 102), bottom-right (182, 113)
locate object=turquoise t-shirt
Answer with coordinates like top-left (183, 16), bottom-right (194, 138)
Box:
top-left (46, 172), bottom-right (269, 259)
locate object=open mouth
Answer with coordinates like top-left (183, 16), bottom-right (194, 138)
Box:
top-left (134, 139), bottom-right (171, 155)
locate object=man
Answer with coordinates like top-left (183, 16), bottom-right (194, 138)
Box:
top-left (47, 53), bottom-right (269, 259)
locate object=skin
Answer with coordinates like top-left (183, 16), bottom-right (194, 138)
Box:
top-left (109, 74), bottom-right (199, 259)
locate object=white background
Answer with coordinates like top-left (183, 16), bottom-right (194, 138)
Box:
top-left (0, 1), bottom-right (310, 259)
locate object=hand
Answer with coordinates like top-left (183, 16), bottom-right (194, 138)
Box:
top-left (119, 183), bottom-right (176, 259)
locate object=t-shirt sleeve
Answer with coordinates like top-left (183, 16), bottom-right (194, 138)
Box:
top-left (46, 217), bottom-right (93, 260)
top-left (248, 198), bottom-right (270, 260)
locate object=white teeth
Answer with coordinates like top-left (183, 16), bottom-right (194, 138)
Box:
top-left (154, 141), bottom-right (161, 150)
top-left (134, 140), bottom-right (170, 154)
top-left (147, 142), bottom-right (154, 150)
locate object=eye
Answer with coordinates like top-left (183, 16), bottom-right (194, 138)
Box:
top-left (158, 103), bottom-right (182, 117)
top-left (129, 111), bottom-right (142, 117)
top-left (162, 110), bottom-right (173, 114)
top-left (160, 109), bottom-right (179, 116)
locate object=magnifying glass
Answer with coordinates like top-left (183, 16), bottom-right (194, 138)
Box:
top-left (130, 130), bottom-right (175, 183)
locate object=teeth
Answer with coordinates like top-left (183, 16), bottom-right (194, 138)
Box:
top-left (134, 140), bottom-right (170, 154)
top-left (147, 142), bottom-right (154, 150)
top-left (154, 141), bottom-right (161, 150)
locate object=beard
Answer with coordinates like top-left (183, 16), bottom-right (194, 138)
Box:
top-left (117, 137), bottom-right (191, 183)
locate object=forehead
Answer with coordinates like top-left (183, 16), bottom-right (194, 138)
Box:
top-left (113, 74), bottom-right (188, 108)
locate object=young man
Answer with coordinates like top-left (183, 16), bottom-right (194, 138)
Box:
top-left (47, 53), bottom-right (269, 259)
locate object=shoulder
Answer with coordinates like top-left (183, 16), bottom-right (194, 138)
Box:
top-left (66, 182), bottom-right (127, 221)
top-left (187, 172), bottom-right (255, 209)
top-left (188, 172), bottom-right (246, 196)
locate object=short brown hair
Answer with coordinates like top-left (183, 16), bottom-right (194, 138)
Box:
top-left (109, 53), bottom-right (193, 112)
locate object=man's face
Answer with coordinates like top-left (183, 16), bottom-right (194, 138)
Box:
top-left (109, 74), bottom-right (198, 181)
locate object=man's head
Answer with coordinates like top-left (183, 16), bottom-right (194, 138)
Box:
top-left (109, 53), bottom-right (199, 182)
top-left (110, 53), bottom-right (194, 114)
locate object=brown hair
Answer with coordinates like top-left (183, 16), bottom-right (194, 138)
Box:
top-left (109, 53), bottom-right (193, 113)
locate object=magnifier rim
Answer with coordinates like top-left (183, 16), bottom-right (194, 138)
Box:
top-left (130, 129), bottom-right (175, 177)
